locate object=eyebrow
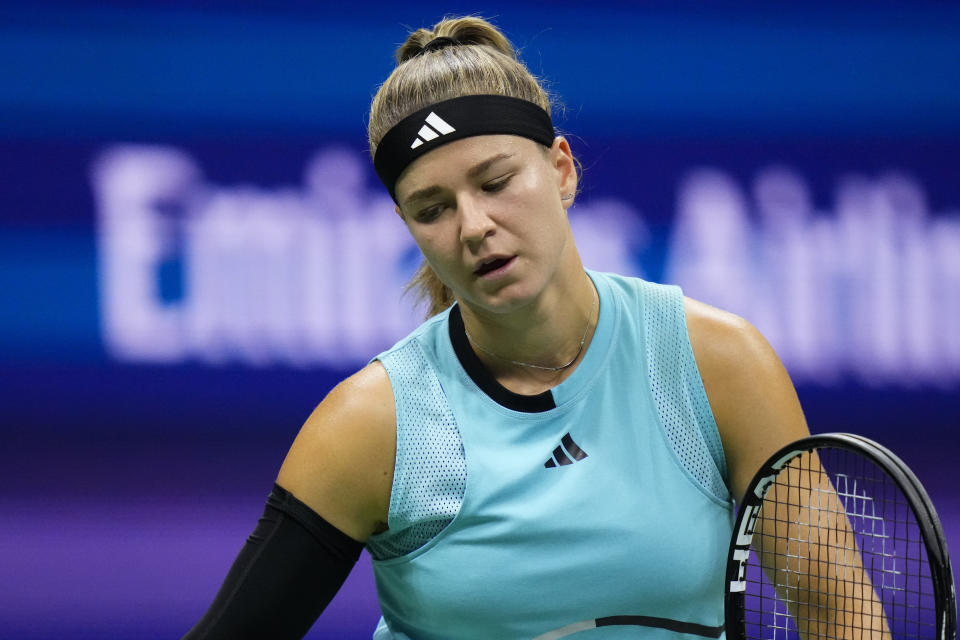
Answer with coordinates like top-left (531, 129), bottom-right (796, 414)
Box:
top-left (401, 152), bottom-right (515, 207)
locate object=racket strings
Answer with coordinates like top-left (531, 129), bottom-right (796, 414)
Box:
top-left (741, 448), bottom-right (937, 639)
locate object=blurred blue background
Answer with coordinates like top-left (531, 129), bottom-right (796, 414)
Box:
top-left (2, 1), bottom-right (959, 638)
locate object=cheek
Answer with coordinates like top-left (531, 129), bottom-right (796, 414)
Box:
top-left (407, 226), bottom-right (459, 272)
top-left (510, 164), bottom-right (562, 216)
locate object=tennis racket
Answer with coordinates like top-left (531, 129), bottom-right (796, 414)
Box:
top-left (725, 432), bottom-right (956, 640)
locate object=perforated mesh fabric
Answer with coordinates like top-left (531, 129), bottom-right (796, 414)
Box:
top-left (642, 282), bottom-right (729, 502)
top-left (366, 339), bottom-right (467, 561)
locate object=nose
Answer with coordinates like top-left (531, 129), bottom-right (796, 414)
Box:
top-left (458, 195), bottom-right (495, 246)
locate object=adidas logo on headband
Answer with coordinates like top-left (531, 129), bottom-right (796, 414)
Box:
top-left (410, 112), bottom-right (456, 149)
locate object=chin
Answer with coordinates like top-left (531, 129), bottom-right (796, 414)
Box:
top-left (471, 282), bottom-right (543, 315)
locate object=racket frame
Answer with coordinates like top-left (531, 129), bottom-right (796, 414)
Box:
top-left (723, 432), bottom-right (956, 640)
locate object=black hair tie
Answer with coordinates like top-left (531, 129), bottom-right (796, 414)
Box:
top-left (417, 36), bottom-right (460, 57)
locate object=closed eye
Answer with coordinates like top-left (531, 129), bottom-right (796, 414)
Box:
top-left (414, 204), bottom-right (445, 223)
top-left (482, 174), bottom-right (513, 193)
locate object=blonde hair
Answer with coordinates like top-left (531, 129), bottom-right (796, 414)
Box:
top-left (368, 16), bottom-right (553, 318)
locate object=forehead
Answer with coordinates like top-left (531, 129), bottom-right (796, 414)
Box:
top-left (394, 135), bottom-right (543, 202)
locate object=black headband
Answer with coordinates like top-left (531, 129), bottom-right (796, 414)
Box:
top-left (373, 94), bottom-right (556, 203)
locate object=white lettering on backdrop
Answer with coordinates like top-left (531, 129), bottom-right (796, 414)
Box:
top-left (91, 145), bottom-right (960, 387)
top-left (666, 167), bottom-right (960, 387)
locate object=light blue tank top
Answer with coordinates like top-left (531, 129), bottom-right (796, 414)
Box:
top-left (366, 271), bottom-right (734, 640)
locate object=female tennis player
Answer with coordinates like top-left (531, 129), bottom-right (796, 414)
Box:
top-left (184, 16), bottom-right (822, 639)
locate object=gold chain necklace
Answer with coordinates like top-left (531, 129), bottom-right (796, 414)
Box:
top-left (464, 286), bottom-right (597, 372)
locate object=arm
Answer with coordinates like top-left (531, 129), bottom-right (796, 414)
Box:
top-left (685, 298), bottom-right (889, 639)
top-left (684, 297), bottom-right (810, 503)
top-left (183, 362), bottom-right (396, 639)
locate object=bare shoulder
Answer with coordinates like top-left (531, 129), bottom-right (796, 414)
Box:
top-left (683, 297), bottom-right (774, 377)
top-left (683, 297), bottom-right (810, 502)
top-left (276, 361), bottom-right (396, 542)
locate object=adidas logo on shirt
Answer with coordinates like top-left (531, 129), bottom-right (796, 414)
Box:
top-left (544, 433), bottom-right (588, 468)
top-left (410, 112), bottom-right (456, 149)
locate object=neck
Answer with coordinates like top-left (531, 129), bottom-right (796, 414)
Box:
top-left (459, 270), bottom-right (598, 388)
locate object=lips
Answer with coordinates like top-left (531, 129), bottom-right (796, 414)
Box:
top-left (474, 255), bottom-right (515, 277)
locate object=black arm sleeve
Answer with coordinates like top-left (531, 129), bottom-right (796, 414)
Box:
top-left (182, 483), bottom-right (365, 640)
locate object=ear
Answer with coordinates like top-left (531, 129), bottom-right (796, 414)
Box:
top-left (549, 136), bottom-right (578, 208)
top-left (395, 204), bottom-right (406, 220)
